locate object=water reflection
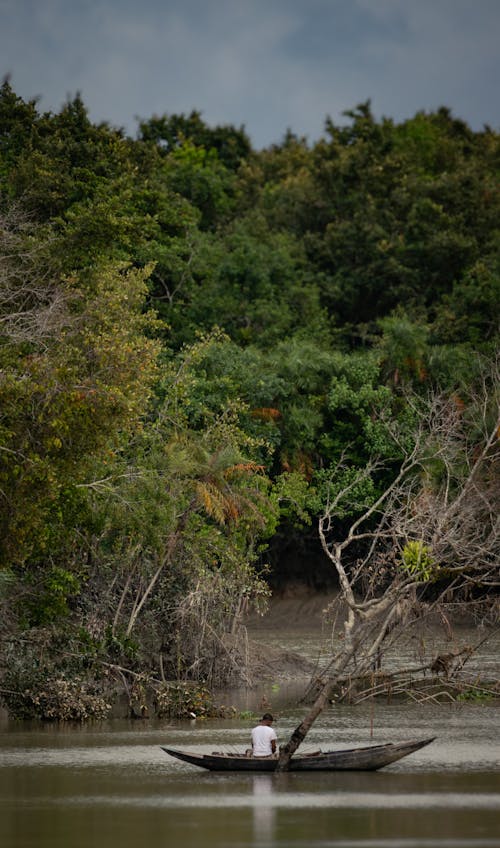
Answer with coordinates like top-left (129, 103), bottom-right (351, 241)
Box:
top-left (252, 775), bottom-right (276, 844)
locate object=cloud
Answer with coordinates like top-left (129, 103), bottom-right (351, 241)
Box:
top-left (1, 0), bottom-right (499, 146)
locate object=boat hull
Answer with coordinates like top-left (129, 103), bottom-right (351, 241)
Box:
top-left (161, 738), bottom-right (435, 772)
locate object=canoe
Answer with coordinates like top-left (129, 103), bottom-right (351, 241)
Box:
top-left (161, 737), bottom-right (435, 772)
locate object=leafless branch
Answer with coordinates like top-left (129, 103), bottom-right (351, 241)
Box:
top-left (278, 361), bottom-right (500, 770)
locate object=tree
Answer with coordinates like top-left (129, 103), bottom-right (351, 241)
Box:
top-left (138, 110), bottom-right (251, 171)
top-left (0, 203), bottom-right (160, 574)
top-left (277, 357), bottom-right (499, 769)
top-left (74, 332), bottom-right (279, 687)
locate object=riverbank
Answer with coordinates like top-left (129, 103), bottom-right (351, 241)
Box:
top-left (244, 590), bottom-right (337, 682)
top-left (1, 589), bottom-right (498, 723)
top-left (243, 589), bottom-right (500, 703)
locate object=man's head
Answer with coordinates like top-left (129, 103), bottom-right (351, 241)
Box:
top-left (261, 713), bottom-right (274, 724)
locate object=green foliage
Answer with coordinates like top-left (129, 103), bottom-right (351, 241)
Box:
top-left (325, 350), bottom-right (394, 462)
top-left (1, 84), bottom-right (499, 708)
top-left (432, 258), bottom-right (500, 347)
top-left (0, 243), bottom-right (161, 568)
top-left (238, 709), bottom-right (257, 720)
top-left (400, 541), bottom-right (436, 582)
top-left (138, 109), bottom-right (251, 171)
top-left (313, 465), bottom-right (378, 520)
top-left (22, 567), bottom-right (80, 626)
top-left (103, 627), bottom-right (139, 662)
top-left (271, 471), bottom-right (312, 528)
top-left (163, 141), bottom-right (235, 229)
top-left (377, 312), bottom-right (430, 384)
top-left (456, 687), bottom-right (493, 703)
top-left (2, 671), bottom-right (112, 721)
top-left (1, 90), bottom-right (132, 220)
top-left (162, 213), bottom-right (327, 349)
top-left (155, 682), bottom-right (226, 719)
top-left (1, 637), bottom-right (112, 720)
top-left (0, 568), bottom-right (15, 592)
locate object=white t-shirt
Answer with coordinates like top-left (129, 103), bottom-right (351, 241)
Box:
top-left (251, 724), bottom-right (277, 757)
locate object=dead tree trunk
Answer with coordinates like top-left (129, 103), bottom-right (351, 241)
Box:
top-left (277, 588), bottom-right (410, 771)
top-left (277, 373), bottom-right (499, 771)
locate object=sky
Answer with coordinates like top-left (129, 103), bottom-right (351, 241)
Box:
top-left (1, 0), bottom-right (499, 148)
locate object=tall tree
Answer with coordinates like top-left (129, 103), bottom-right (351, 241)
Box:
top-left (278, 357), bottom-right (499, 768)
top-left (0, 206), bottom-right (160, 576)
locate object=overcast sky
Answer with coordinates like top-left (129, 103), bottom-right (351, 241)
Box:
top-left (2, 0), bottom-right (499, 148)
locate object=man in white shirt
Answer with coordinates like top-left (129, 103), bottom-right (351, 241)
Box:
top-left (251, 713), bottom-right (278, 757)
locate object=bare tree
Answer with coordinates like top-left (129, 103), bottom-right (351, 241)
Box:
top-left (277, 361), bottom-right (499, 770)
top-left (0, 204), bottom-right (70, 346)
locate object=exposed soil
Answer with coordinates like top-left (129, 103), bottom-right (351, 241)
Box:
top-left (245, 641), bottom-right (317, 682)
top-left (243, 586), bottom-right (500, 684)
top-left (244, 588), bottom-right (338, 681)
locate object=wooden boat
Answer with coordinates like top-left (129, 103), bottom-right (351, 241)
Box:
top-left (161, 737), bottom-right (435, 772)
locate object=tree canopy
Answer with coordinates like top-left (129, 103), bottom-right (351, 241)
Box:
top-left (0, 80), bottom-right (498, 719)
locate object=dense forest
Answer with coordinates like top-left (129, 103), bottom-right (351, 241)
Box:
top-left (0, 80), bottom-right (498, 720)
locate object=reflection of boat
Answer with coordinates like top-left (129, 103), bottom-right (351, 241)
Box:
top-left (161, 737), bottom-right (435, 772)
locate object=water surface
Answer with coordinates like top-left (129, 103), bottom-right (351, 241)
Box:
top-left (2, 602), bottom-right (499, 847)
top-left (1, 700), bottom-right (499, 848)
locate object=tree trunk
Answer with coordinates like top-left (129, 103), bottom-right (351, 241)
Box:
top-left (276, 639), bottom-right (357, 771)
top-left (276, 683), bottom-right (332, 771)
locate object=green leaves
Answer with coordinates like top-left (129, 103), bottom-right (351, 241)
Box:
top-left (1, 84), bottom-right (499, 707)
top-left (400, 541), bottom-right (436, 582)
top-left (0, 219), bottom-right (160, 569)
top-left (25, 567), bottom-right (81, 626)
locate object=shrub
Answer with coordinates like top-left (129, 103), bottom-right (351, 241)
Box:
top-left (3, 674), bottom-right (112, 721)
top-left (401, 540), bottom-right (436, 582)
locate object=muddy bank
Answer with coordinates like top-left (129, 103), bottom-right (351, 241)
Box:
top-left (244, 590), bottom-right (339, 683)
top-left (247, 588), bottom-right (341, 633)
top-left (245, 641), bottom-right (317, 682)
top-left (244, 588), bottom-right (500, 687)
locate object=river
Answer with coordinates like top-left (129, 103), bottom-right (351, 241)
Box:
top-left (1, 600), bottom-right (499, 848)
